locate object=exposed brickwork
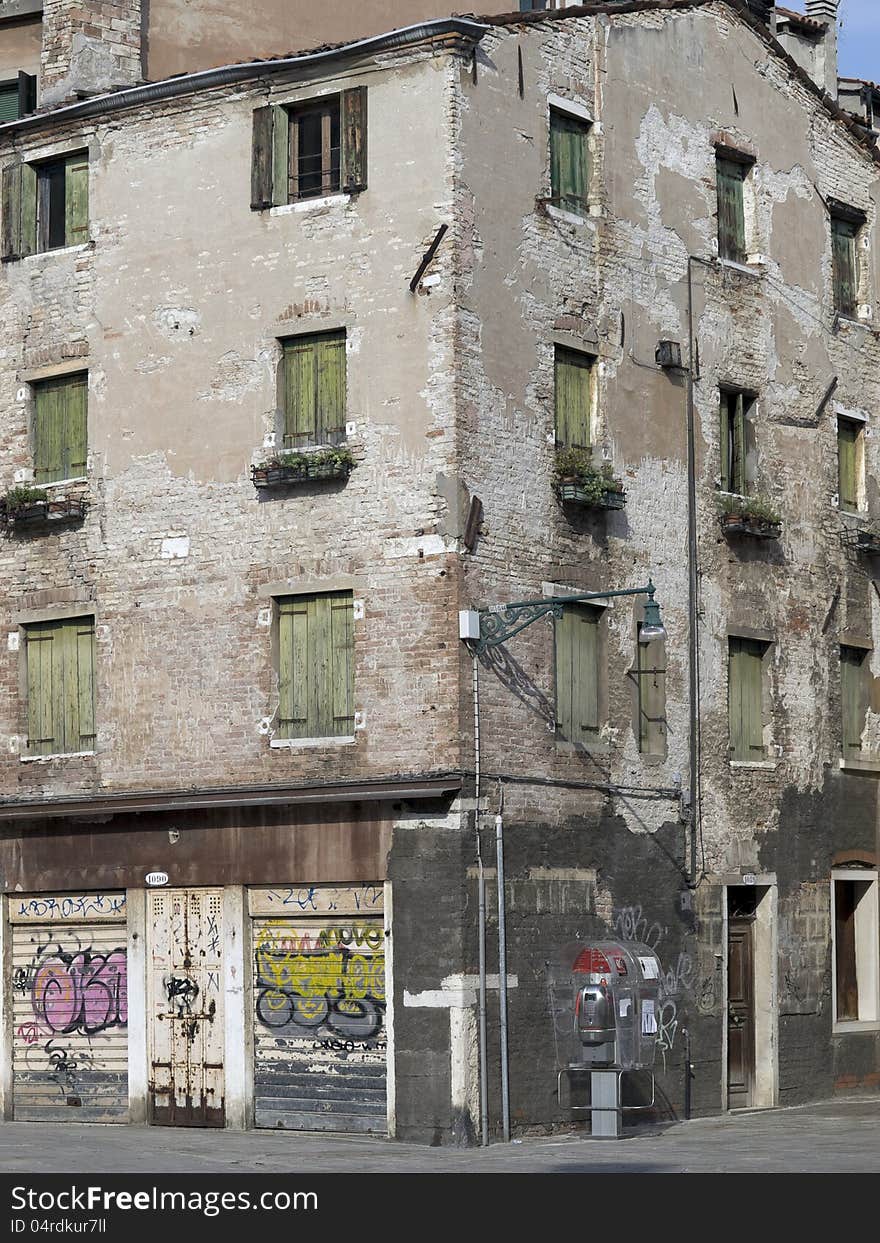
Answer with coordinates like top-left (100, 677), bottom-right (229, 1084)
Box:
top-left (40, 0), bottom-right (142, 103)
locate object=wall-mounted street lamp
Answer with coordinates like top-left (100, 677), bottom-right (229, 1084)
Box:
top-left (460, 580), bottom-right (667, 653)
top-left (458, 579), bottom-right (667, 1145)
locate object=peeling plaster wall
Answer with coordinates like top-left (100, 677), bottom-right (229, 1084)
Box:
top-left (456, 4), bottom-right (880, 1126)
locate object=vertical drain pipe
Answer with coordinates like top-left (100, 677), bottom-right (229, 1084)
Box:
top-left (496, 783), bottom-right (510, 1141)
top-left (473, 651), bottom-right (489, 1146)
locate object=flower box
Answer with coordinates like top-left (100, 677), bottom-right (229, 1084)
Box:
top-left (2, 497), bottom-right (87, 528)
top-left (558, 482), bottom-right (626, 510)
top-left (719, 512), bottom-right (781, 540)
top-left (251, 450), bottom-right (354, 489)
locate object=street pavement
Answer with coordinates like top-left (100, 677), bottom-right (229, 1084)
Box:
top-left (0, 1096), bottom-right (877, 1173)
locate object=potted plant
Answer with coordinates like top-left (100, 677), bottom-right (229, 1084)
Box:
top-left (554, 449), bottom-right (626, 510)
top-left (0, 486), bottom-right (86, 528)
top-left (251, 447), bottom-right (355, 488)
top-left (717, 493), bottom-right (782, 539)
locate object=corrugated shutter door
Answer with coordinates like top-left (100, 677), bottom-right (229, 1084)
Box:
top-left (250, 885), bottom-right (386, 1133)
top-left (11, 894), bottom-right (128, 1123)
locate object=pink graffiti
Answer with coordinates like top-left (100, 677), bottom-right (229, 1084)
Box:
top-left (32, 948), bottom-right (127, 1037)
top-left (17, 1022), bottom-right (40, 1045)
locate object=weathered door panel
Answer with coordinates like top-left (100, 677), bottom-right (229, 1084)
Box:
top-left (727, 917), bottom-right (755, 1109)
top-left (148, 889), bottom-right (224, 1127)
top-left (249, 884), bottom-right (387, 1133)
top-left (10, 892), bottom-right (128, 1122)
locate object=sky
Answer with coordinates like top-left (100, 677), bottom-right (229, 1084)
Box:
top-left (787, 1), bottom-right (880, 82)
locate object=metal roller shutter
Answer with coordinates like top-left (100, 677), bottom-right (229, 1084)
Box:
top-left (250, 885), bottom-right (387, 1133)
top-left (10, 892), bottom-right (128, 1123)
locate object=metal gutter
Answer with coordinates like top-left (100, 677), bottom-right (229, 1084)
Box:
top-left (0, 772), bottom-right (463, 821)
top-left (0, 18), bottom-right (489, 138)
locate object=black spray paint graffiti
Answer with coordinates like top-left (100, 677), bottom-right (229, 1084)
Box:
top-left (162, 974), bottom-right (216, 1042)
top-left (31, 947), bottom-right (128, 1037)
top-left (255, 944), bottom-right (386, 1042)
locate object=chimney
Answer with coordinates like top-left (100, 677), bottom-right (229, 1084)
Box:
top-left (804, 0), bottom-right (839, 98)
top-left (40, 0), bottom-right (144, 107)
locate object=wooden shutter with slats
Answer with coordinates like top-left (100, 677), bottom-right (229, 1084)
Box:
top-left (278, 593), bottom-right (354, 740)
top-left (832, 217), bottom-right (858, 317)
top-left (282, 332), bottom-right (345, 447)
top-left (729, 637), bottom-right (765, 761)
top-left (341, 87), bottom-right (367, 193)
top-left (25, 617), bottom-right (95, 757)
top-left (64, 153), bottom-right (89, 246)
top-left (550, 109), bottom-right (589, 216)
top-left (251, 106), bottom-right (275, 209)
top-left (555, 605), bottom-right (599, 742)
top-left (716, 158), bottom-right (746, 262)
top-left (34, 372), bottom-right (87, 483)
top-left (841, 646), bottom-right (868, 759)
top-left (2, 162), bottom-right (21, 260)
top-left (554, 348), bottom-right (591, 449)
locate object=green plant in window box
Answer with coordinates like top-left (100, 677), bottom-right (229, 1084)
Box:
top-left (252, 446), bottom-right (355, 488)
top-left (716, 492), bottom-right (782, 539)
top-left (1, 486), bottom-right (87, 528)
top-left (554, 449), bottom-right (625, 510)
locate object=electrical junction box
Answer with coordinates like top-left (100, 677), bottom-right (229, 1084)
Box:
top-left (459, 610), bottom-right (481, 641)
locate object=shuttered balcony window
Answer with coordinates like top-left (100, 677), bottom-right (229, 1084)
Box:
top-left (728, 637), bottom-right (767, 762)
top-left (554, 347), bottom-right (592, 448)
top-left (24, 616), bottom-right (96, 757)
top-left (0, 72), bottom-right (36, 122)
top-left (555, 604), bottom-right (600, 743)
top-left (33, 372), bottom-right (88, 484)
top-left (1, 150), bottom-right (88, 260)
top-left (550, 107), bottom-right (590, 217)
top-left (716, 156), bottom-right (747, 263)
top-left (281, 331), bottom-right (346, 448)
top-left (277, 592), bottom-right (355, 741)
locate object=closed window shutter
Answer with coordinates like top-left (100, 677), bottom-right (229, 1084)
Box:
top-left (732, 392), bottom-right (746, 493)
top-left (19, 161), bottom-right (36, 256)
top-left (278, 598), bottom-right (311, 739)
top-left (638, 638), bottom-right (666, 755)
top-left (329, 594), bottom-right (354, 733)
top-left (841, 647), bottom-right (867, 757)
top-left (719, 393), bottom-right (730, 491)
top-left (832, 219), bottom-right (857, 316)
top-left (554, 348), bottom-right (591, 448)
top-left (251, 106), bottom-right (275, 210)
top-left (550, 110), bottom-right (589, 215)
top-left (0, 84), bottom-right (17, 122)
top-left (838, 420), bottom-right (859, 511)
top-left (316, 332), bottom-right (346, 442)
top-left (75, 621), bottom-right (96, 750)
top-left (1, 162), bottom-right (21, 260)
top-left (25, 626), bottom-right (55, 756)
top-left (743, 642), bottom-right (764, 757)
top-left (341, 87), bottom-right (367, 193)
top-left (556, 606), bottom-right (599, 740)
top-left (729, 638), bottom-right (764, 760)
top-left (717, 159), bottom-right (746, 262)
top-left (63, 373), bottom-right (88, 478)
top-left (34, 379), bottom-right (64, 483)
top-left (282, 337), bottom-right (318, 446)
top-left (64, 153), bottom-right (88, 246)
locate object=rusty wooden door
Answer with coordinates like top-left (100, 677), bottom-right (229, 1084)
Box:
top-left (727, 916), bottom-right (755, 1109)
top-left (148, 889), bottom-right (225, 1127)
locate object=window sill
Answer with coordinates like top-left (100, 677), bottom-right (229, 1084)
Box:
top-left (20, 749), bottom-right (96, 763)
top-left (42, 476), bottom-right (88, 490)
top-left (22, 242), bottom-right (90, 261)
top-left (839, 757), bottom-right (880, 774)
top-left (729, 759), bottom-right (778, 770)
top-left (833, 1020), bottom-right (880, 1034)
top-left (555, 739), bottom-right (609, 755)
top-left (545, 204), bottom-right (592, 228)
top-left (270, 735), bottom-right (355, 749)
top-left (270, 194), bottom-right (350, 217)
top-left (717, 258), bottom-right (763, 279)
top-left (835, 311), bottom-right (871, 328)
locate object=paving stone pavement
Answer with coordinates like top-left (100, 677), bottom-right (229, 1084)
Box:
top-left (0, 1097), bottom-right (878, 1173)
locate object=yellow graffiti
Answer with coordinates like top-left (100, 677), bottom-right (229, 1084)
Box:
top-left (255, 947), bottom-right (385, 1003)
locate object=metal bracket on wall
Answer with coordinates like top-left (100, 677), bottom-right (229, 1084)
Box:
top-left (409, 223), bottom-right (448, 292)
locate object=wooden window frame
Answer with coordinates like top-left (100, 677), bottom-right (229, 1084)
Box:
top-left (554, 345), bottom-right (593, 449)
top-left (554, 603), bottom-right (602, 745)
top-left (728, 636), bottom-right (768, 763)
top-left (832, 870), bottom-right (880, 1029)
top-left (279, 330), bottom-right (346, 450)
top-left (23, 614), bottom-right (96, 758)
top-left (275, 591), bottom-right (355, 742)
top-left (549, 106), bottom-right (591, 218)
top-left (288, 97), bottom-right (341, 203)
top-left (1, 148), bottom-right (88, 261)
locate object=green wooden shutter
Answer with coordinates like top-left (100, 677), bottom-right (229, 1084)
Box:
top-left (278, 597), bottom-right (312, 740)
top-left (554, 348), bottom-right (591, 449)
top-left (75, 621), bottom-right (96, 750)
top-left (251, 106), bottom-right (275, 210)
top-left (25, 626), bottom-right (55, 756)
top-left (272, 105), bottom-right (289, 206)
top-left (64, 153), bottom-right (89, 246)
top-left (64, 372), bottom-right (88, 478)
top-left (732, 392), bottom-right (746, 494)
top-left (556, 605), bottom-right (599, 741)
top-left (0, 84), bottom-right (17, 123)
top-left (316, 332), bottom-right (346, 442)
top-left (716, 158), bottom-right (746, 262)
top-left (832, 218), bottom-right (857, 316)
top-left (841, 647), bottom-right (867, 758)
top-left (729, 638), bottom-right (764, 760)
top-left (838, 419), bottom-right (859, 512)
top-left (550, 109), bottom-right (589, 216)
top-left (34, 379), bottom-right (64, 483)
top-left (282, 337), bottom-right (317, 447)
top-left (329, 593), bottom-right (354, 734)
top-left (19, 161), bottom-right (35, 257)
top-left (341, 87), bottom-right (368, 193)
top-left (720, 392), bottom-right (730, 491)
top-left (1, 162), bottom-right (21, 260)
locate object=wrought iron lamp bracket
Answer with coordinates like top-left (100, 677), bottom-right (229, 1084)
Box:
top-left (474, 582), bottom-right (660, 654)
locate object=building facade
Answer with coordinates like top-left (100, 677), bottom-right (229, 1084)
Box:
top-left (0, 0), bottom-right (878, 1143)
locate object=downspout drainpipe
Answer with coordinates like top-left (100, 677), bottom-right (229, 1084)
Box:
top-left (496, 785), bottom-right (510, 1142)
top-left (685, 256), bottom-right (707, 886)
top-left (472, 651), bottom-right (489, 1146)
